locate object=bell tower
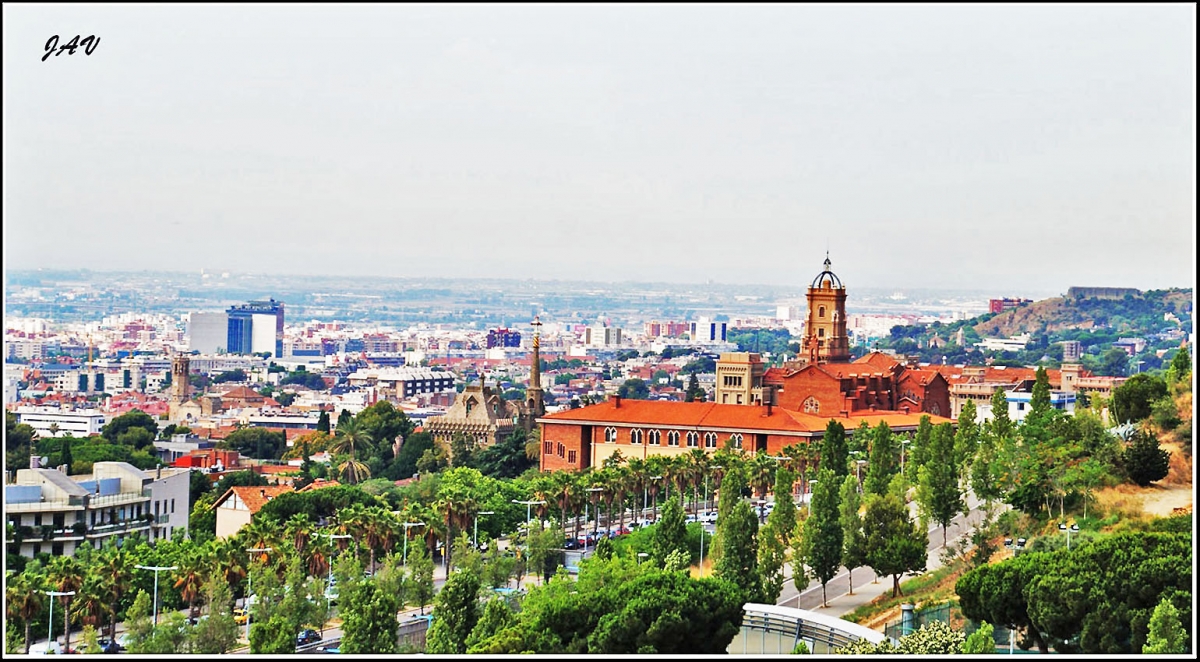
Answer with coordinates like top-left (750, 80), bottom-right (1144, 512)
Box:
top-left (170, 353), bottom-right (191, 404)
top-left (524, 316), bottom-right (546, 431)
top-left (804, 253), bottom-right (850, 363)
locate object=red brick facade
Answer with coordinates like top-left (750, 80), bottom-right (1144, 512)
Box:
top-left (766, 352), bottom-right (951, 418)
top-left (538, 398), bottom-right (952, 472)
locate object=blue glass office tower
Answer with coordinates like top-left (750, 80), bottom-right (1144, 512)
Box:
top-left (226, 299), bottom-right (285, 357)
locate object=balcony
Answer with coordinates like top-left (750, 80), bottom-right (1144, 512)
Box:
top-left (86, 518), bottom-right (153, 538)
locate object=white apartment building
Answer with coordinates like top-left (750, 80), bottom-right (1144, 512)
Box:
top-left (14, 406), bottom-right (108, 438)
top-left (4, 462), bottom-right (191, 557)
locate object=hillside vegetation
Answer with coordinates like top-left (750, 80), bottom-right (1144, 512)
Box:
top-left (974, 289), bottom-right (1192, 338)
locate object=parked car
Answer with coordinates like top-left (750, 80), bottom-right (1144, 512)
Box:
top-left (97, 637), bottom-right (124, 654)
top-left (562, 537), bottom-right (581, 550)
top-left (233, 607), bottom-right (248, 625)
top-left (609, 526), bottom-right (631, 536)
top-left (297, 629), bottom-right (322, 646)
top-left (29, 642), bottom-right (64, 655)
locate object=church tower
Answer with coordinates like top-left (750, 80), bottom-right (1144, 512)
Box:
top-left (804, 253), bottom-right (851, 364)
top-left (524, 316), bottom-right (546, 431)
top-left (170, 353), bottom-right (191, 404)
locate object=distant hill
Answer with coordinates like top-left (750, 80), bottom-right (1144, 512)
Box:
top-left (973, 289), bottom-right (1193, 338)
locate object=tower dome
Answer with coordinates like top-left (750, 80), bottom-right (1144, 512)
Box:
top-left (810, 253), bottom-right (844, 289)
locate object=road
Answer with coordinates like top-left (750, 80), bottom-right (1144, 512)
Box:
top-left (776, 491), bottom-right (991, 611)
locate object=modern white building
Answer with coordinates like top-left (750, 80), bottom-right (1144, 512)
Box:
top-left (4, 462), bottom-right (191, 557)
top-left (690, 317), bottom-right (728, 343)
top-left (186, 312), bottom-right (229, 354)
top-left (14, 406), bottom-right (108, 438)
top-left (345, 367), bottom-right (457, 399)
top-left (975, 334), bottom-right (1032, 353)
top-left (585, 326), bottom-right (623, 347)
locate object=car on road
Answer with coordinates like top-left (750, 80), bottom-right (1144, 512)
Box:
top-left (233, 607), bottom-right (248, 625)
top-left (98, 637), bottom-right (124, 654)
top-left (297, 629), bottom-right (322, 647)
top-left (608, 526), bottom-right (631, 536)
top-left (562, 537), bottom-right (581, 550)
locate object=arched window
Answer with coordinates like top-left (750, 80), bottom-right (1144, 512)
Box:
top-left (686, 431), bottom-right (699, 447)
top-left (649, 430), bottom-right (661, 446)
top-left (802, 396), bottom-right (820, 414)
top-left (731, 433), bottom-right (743, 449)
top-left (818, 328), bottom-right (825, 338)
top-left (604, 427), bottom-right (618, 443)
top-left (819, 306), bottom-right (826, 318)
top-left (631, 429), bottom-right (643, 445)
top-left (667, 431), bottom-right (680, 447)
top-left (704, 432), bottom-right (717, 448)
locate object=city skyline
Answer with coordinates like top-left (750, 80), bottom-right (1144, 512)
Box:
top-left (3, 4), bottom-right (1196, 292)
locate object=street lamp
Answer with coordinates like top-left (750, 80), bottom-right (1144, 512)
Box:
top-left (44, 590), bottom-right (74, 652)
top-left (586, 487), bottom-right (604, 549)
top-left (474, 511), bottom-right (495, 550)
top-left (649, 475), bottom-right (663, 522)
top-left (1058, 523), bottom-right (1080, 550)
top-left (134, 564), bottom-right (178, 626)
top-left (699, 465), bottom-right (721, 578)
top-left (512, 499), bottom-right (545, 551)
top-left (401, 522), bottom-right (425, 566)
top-left (317, 533), bottom-right (351, 589)
top-left (244, 547), bottom-right (272, 643)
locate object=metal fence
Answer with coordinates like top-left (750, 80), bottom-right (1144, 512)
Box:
top-left (884, 602), bottom-right (953, 641)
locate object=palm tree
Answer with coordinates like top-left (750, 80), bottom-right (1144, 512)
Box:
top-left (69, 574), bottom-right (108, 633)
top-left (173, 549), bottom-right (209, 620)
top-left (627, 457), bottom-right (648, 524)
top-left (328, 419), bottom-right (375, 485)
top-left (686, 448), bottom-right (710, 515)
top-left (95, 540), bottom-right (132, 640)
top-left (6, 572), bottom-right (45, 653)
top-left (47, 555), bottom-right (84, 653)
top-left (747, 451), bottom-right (776, 499)
top-left (209, 537), bottom-right (247, 596)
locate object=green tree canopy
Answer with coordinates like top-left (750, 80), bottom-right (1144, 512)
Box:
top-left (862, 492), bottom-right (927, 598)
top-left (101, 409), bottom-right (159, 443)
top-left (1123, 429), bottom-right (1171, 487)
top-left (1111, 373), bottom-right (1169, 424)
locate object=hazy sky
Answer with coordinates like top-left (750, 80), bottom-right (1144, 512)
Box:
top-left (3, 4), bottom-right (1195, 293)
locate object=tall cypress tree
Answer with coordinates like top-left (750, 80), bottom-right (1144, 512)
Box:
top-left (60, 437), bottom-right (74, 473)
top-left (953, 400), bottom-right (980, 473)
top-left (801, 468), bottom-right (843, 607)
top-left (714, 500), bottom-right (761, 603)
top-left (838, 474), bottom-right (867, 595)
top-left (820, 420), bottom-right (848, 478)
top-left (916, 423), bottom-right (964, 546)
top-left (316, 410), bottom-right (331, 434)
top-left (864, 421), bottom-right (898, 496)
top-left (906, 416), bottom-right (933, 483)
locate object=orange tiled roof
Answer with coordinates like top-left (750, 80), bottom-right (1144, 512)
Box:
top-left (221, 386), bottom-right (264, 400)
top-left (217, 484), bottom-right (293, 514)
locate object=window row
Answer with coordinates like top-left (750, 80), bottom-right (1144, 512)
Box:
top-left (608, 427), bottom-right (741, 449)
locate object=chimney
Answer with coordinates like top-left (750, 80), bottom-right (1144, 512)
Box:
top-left (763, 401), bottom-right (773, 417)
top-left (613, 395), bottom-right (621, 408)
top-left (156, 466), bottom-right (162, 479)
top-left (260, 489), bottom-right (266, 498)
top-left (901, 404), bottom-right (910, 414)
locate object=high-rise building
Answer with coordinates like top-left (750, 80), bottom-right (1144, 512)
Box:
top-left (226, 299), bottom-right (284, 357)
top-left (486, 328), bottom-right (522, 349)
top-left (187, 312), bottom-right (229, 353)
top-left (690, 317), bottom-right (727, 343)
